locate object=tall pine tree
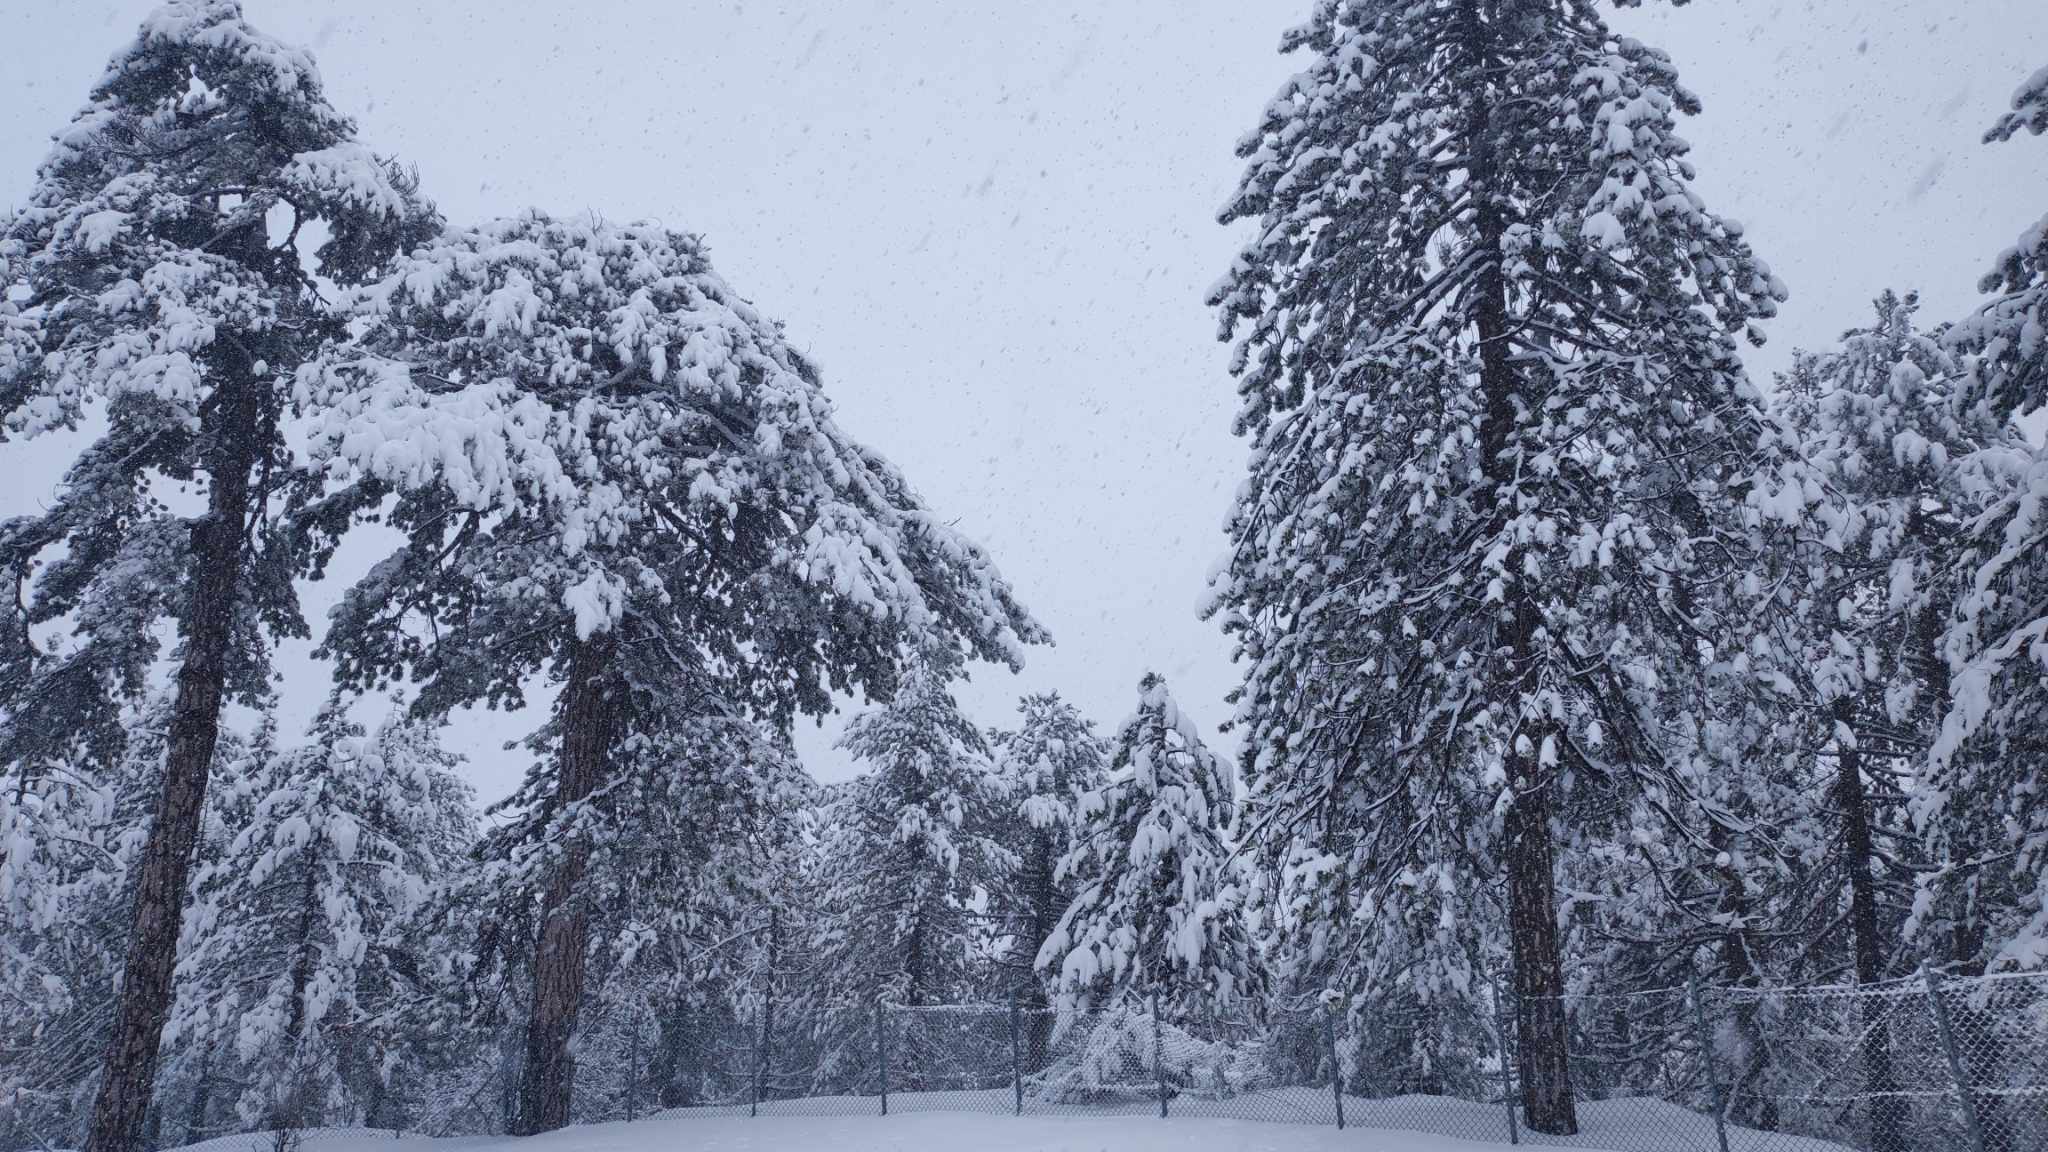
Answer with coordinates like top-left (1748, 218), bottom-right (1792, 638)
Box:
top-left (0, 6), bottom-right (435, 1147)
top-left (1925, 63), bottom-right (2048, 974)
top-left (989, 693), bottom-right (1108, 1014)
top-left (1208, 1), bottom-right (1787, 1131)
top-left (305, 211), bottom-right (1044, 1130)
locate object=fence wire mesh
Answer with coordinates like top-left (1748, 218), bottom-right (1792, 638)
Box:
top-left (197, 970), bottom-right (2048, 1152)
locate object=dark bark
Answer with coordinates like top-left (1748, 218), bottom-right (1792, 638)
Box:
top-left (1461, 0), bottom-right (1576, 1134)
top-left (1018, 833), bottom-right (1057, 1071)
top-left (1503, 773), bottom-right (1577, 1134)
top-left (1833, 697), bottom-right (1904, 1151)
top-left (85, 370), bottom-right (261, 1152)
top-left (513, 635), bottom-right (620, 1136)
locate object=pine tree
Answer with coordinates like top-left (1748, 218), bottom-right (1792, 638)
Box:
top-left (0, 6), bottom-right (436, 1146)
top-left (1923, 63), bottom-right (2048, 975)
top-left (1208, 1), bottom-right (1787, 1132)
top-left (1951, 65), bottom-right (2048, 423)
top-left (1772, 292), bottom-right (2010, 980)
top-left (812, 664), bottom-right (1007, 1033)
top-left (0, 698), bottom-right (243, 1146)
top-left (169, 702), bottom-right (473, 1133)
top-left (434, 704), bottom-right (810, 1122)
top-left (305, 211), bottom-right (1045, 1130)
top-left (1038, 674), bottom-right (1259, 1016)
top-left (989, 693), bottom-right (1108, 1018)
top-left (1750, 294), bottom-right (2019, 1149)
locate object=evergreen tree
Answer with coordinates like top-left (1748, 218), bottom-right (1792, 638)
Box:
top-left (989, 693), bottom-right (1108, 1015)
top-left (1924, 63), bottom-right (2048, 975)
top-left (0, 6), bottom-right (435, 1146)
top-left (305, 210), bottom-right (1044, 1131)
top-left (430, 704), bottom-right (810, 1122)
top-left (1950, 65), bottom-right (2048, 423)
top-left (813, 663), bottom-right (1006, 1017)
top-left (1752, 294), bottom-right (2018, 1149)
top-left (0, 698), bottom-right (243, 1146)
top-left (1038, 674), bottom-right (1259, 1016)
top-left (1208, 1), bottom-right (1787, 1132)
top-left (1771, 292), bottom-right (2010, 981)
top-left (169, 702), bottom-right (473, 1134)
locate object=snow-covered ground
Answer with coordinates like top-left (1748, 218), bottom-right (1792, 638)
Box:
top-left (190, 1115), bottom-right (1543, 1152)
top-left (182, 1091), bottom-right (1852, 1152)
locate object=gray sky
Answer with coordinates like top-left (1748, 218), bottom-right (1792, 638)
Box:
top-left (4, 0), bottom-right (2044, 801)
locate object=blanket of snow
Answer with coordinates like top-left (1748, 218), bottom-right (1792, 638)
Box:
top-left (173, 1090), bottom-right (1852, 1152)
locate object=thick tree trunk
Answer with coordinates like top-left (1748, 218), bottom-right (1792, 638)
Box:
top-left (1460, 0), bottom-right (1576, 1132)
top-left (513, 635), bottom-right (620, 1136)
top-left (1019, 834), bottom-right (1057, 1071)
top-left (85, 371), bottom-right (260, 1152)
top-left (1833, 698), bottom-right (1904, 1151)
top-left (1503, 772), bottom-right (1577, 1134)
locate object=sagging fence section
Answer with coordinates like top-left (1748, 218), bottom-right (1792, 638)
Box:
top-left (228, 969), bottom-right (2048, 1152)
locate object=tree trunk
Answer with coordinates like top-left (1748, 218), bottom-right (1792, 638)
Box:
top-left (85, 370), bottom-right (261, 1152)
top-left (1504, 773), bottom-right (1577, 1134)
top-left (1460, 0), bottom-right (1576, 1133)
top-left (513, 635), bottom-right (620, 1136)
top-left (1833, 698), bottom-right (1904, 1151)
top-left (1020, 834), bottom-right (1056, 1071)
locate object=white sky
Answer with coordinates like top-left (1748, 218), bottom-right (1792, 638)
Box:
top-left (3, 0), bottom-right (2044, 801)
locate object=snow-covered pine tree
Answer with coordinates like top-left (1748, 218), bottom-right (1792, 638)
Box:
top-left (1208, 1), bottom-right (1787, 1132)
top-left (0, 697), bottom-right (244, 1147)
top-left (169, 701), bottom-right (472, 1134)
top-left (811, 661), bottom-right (1009, 1085)
top-left (432, 704), bottom-right (811, 1123)
top-left (1951, 65), bottom-right (2048, 424)
top-left (0, 6), bottom-right (436, 1146)
top-left (1922, 64), bottom-right (2048, 975)
top-left (1771, 293), bottom-right (2013, 979)
top-left (988, 691), bottom-right (1108, 1049)
top-left (151, 709), bottom-right (271, 1148)
top-left (1738, 294), bottom-right (2019, 1149)
top-left (1038, 674), bottom-right (1259, 1017)
top-left (614, 729), bottom-right (811, 1112)
top-left (304, 211), bottom-right (1044, 1131)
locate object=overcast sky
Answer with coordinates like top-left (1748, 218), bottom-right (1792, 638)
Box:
top-left (4, 0), bottom-right (2044, 802)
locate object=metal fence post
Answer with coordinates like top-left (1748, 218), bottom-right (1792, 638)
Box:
top-left (1009, 989), bottom-right (1024, 1116)
top-left (876, 996), bottom-right (890, 1117)
top-left (1323, 1004), bottom-right (1346, 1130)
top-left (1922, 963), bottom-right (1988, 1152)
top-left (1151, 989), bottom-right (1168, 1119)
top-left (1489, 970), bottom-right (1521, 1146)
top-left (1686, 970), bottom-right (1732, 1152)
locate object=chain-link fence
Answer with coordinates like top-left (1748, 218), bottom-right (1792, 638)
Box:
top-left (202, 969), bottom-right (2047, 1152)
